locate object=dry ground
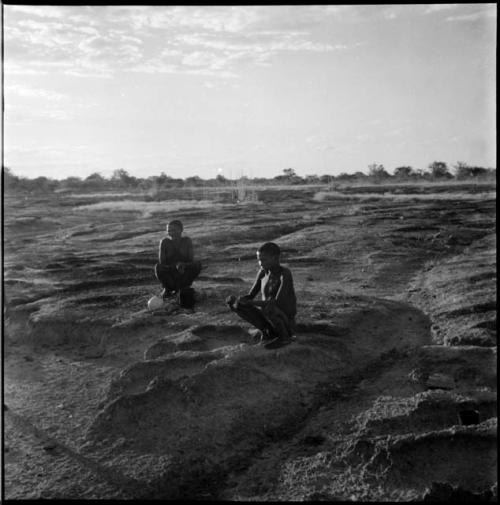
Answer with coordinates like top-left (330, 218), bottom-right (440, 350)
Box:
top-left (3, 183), bottom-right (497, 500)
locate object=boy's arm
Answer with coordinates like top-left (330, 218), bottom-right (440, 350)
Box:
top-left (240, 269), bottom-right (264, 301)
top-left (244, 272), bottom-right (290, 308)
top-left (184, 237), bottom-right (194, 263)
top-left (176, 238), bottom-right (194, 271)
top-left (273, 269), bottom-right (293, 307)
top-left (159, 239), bottom-right (167, 265)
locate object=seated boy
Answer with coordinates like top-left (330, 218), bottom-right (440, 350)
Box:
top-left (154, 220), bottom-right (202, 299)
top-left (226, 242), bottom-right (297, 349)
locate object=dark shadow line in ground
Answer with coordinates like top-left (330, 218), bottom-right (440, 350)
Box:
top-left (4, 407), bottom-right (142, 497)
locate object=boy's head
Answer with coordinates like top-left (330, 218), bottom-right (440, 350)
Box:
top-left (257, 242), bottom-right (281, 270)
top-left (167, 220), bottom-right (183, 238)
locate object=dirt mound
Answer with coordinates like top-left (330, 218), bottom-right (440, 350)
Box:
top-left (408, 233), bottom-right (496, 347)
top-left (82, 299), bottom-right (430, 499)
top-left (143, 324), bottom-right (249, 359)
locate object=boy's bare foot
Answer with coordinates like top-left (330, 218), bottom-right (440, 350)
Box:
top-left (226, 295), bottom-right (237, 308)
top-left (162, 289), bottom-right (177, 300)
top-left (248, 328), bottom-right (263, 343)
top-left (255, 328), bottom-right (280, 346)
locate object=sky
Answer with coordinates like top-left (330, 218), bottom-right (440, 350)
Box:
top-left (2, 4), bottom-right (497, 181)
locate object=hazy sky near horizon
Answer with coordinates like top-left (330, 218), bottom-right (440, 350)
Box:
top-left (3, 4), bottom-right (497, 180)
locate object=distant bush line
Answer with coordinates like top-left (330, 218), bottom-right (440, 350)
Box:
top-left (2, 162), bottom-right (496, 195)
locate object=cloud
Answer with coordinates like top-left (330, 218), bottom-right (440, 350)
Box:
top-left (182, 50), bottom-right (224, 68)
top-left (5, 84), bottom-right (68, 102)
top-left (5, 84), bottom-right (72, 121)
top-left (382, 7), bottom-right (399, 20)
top-left (4, 5), bottom-right (363, 79)
top-left (129, 61), bottom-right (179, 74)
top-left (5, 5), bottom-right (66, 18)
top-left (424, 4), bottom-right (460, 15)
top-left (4, 84), bottom-right (97, 124)
top-left (160, 48), bottom-right (182, 58)
top-left (354, 133), bottom-right (374, 142)
top-left (384, 128), bottom-right (406, 138)
top-left (446, 7), bottom-right (497, 22)
top-left (125, 6), bottom-right (260, 33)
top-left (4, 11), bottom-right (144, 77)
top-left (5, 103), bottom-right (71, 123)
top-left (422, 3), bottom-right (496, 22)
top-left (169, 31), bottom-right (362, 76)
top-left (78, 35), bottom-right (143, 66)
top-left (175, 26), bottom-right (357, 55)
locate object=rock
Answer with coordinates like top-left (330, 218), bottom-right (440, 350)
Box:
top-left (458, 409), bottom-right (480, 426)
top-left (426, 373), bottom-right (455, 390)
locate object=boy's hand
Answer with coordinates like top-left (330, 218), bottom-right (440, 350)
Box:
top-left (237, 295), bottom-right (252, 306)
top-left (225, 295), bottom-right (237, 308)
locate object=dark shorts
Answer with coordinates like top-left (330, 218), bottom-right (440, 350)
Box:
top-left (155, 261), bottom-right (202, 291)
top-left (229, 301), bottom-right (295, 339)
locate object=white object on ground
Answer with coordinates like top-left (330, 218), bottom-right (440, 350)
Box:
top-left (148, 295), bottom-right (164, 311)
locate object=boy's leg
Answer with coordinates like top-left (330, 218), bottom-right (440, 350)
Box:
top-left (179, 261), bottom-right (202, 289)
top-left (262, 304), bottom-right (294, 348)
top-left (227, 300), bottom-right (275, 336)
top-left (155, 264), bottom-right (180, 294)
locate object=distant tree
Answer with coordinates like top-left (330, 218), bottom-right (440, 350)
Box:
top-left (453, 161), bottom-right (469, 179)
top-left (484, 167), bottom-right (496, 179)
top-left (83, 172), bottom-right (108, 190)
top-left (337, 172), bottom-right (354, 181)
top-left (428, 161), bottom-right (452, 179)
top-left (353, 171), bottom-right (367, 181)
top-left (154, 172), bottom-right (171, 187)
top-left (413, 168), bottom-right (428, 180)
top-left (30, 176), bottom-right (58, 193)
top-left (319, 174), bottom-right (333, 184)
top-left (185, 175), bottom-right (204, 187)
top-left (85, 172), bottom-right (106, 183)
top-left (53, 176), bottom-right (81, 193)
top-left (59, 176), bottom-right (82, 191)
top-left (3, 167), bottom-right (20, 192)
top-left (252, 177), bottom-right (269, 185)
top-left (112, 168), bottom-right (137, 188)
top-left (368, 163), bottom-right (390, 182)
top-left (274, 168), bottom-right (302, 184)
top-left (304, 174), bottom-right (320, 184)
top-left (453, 162), bottom-right (490, 180)
top-left (65, 176), bottom-right (82, 185)
top-left (469, 166), bottom-right (490, 178)
top-left (139, 177), bottom-right (154, 191)
top-left (216, 174), bottom-right (228, 185)
top-left (169, 178), bottom-right (185, 188)
top-left (393, 166), bottom-right (414, 179)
